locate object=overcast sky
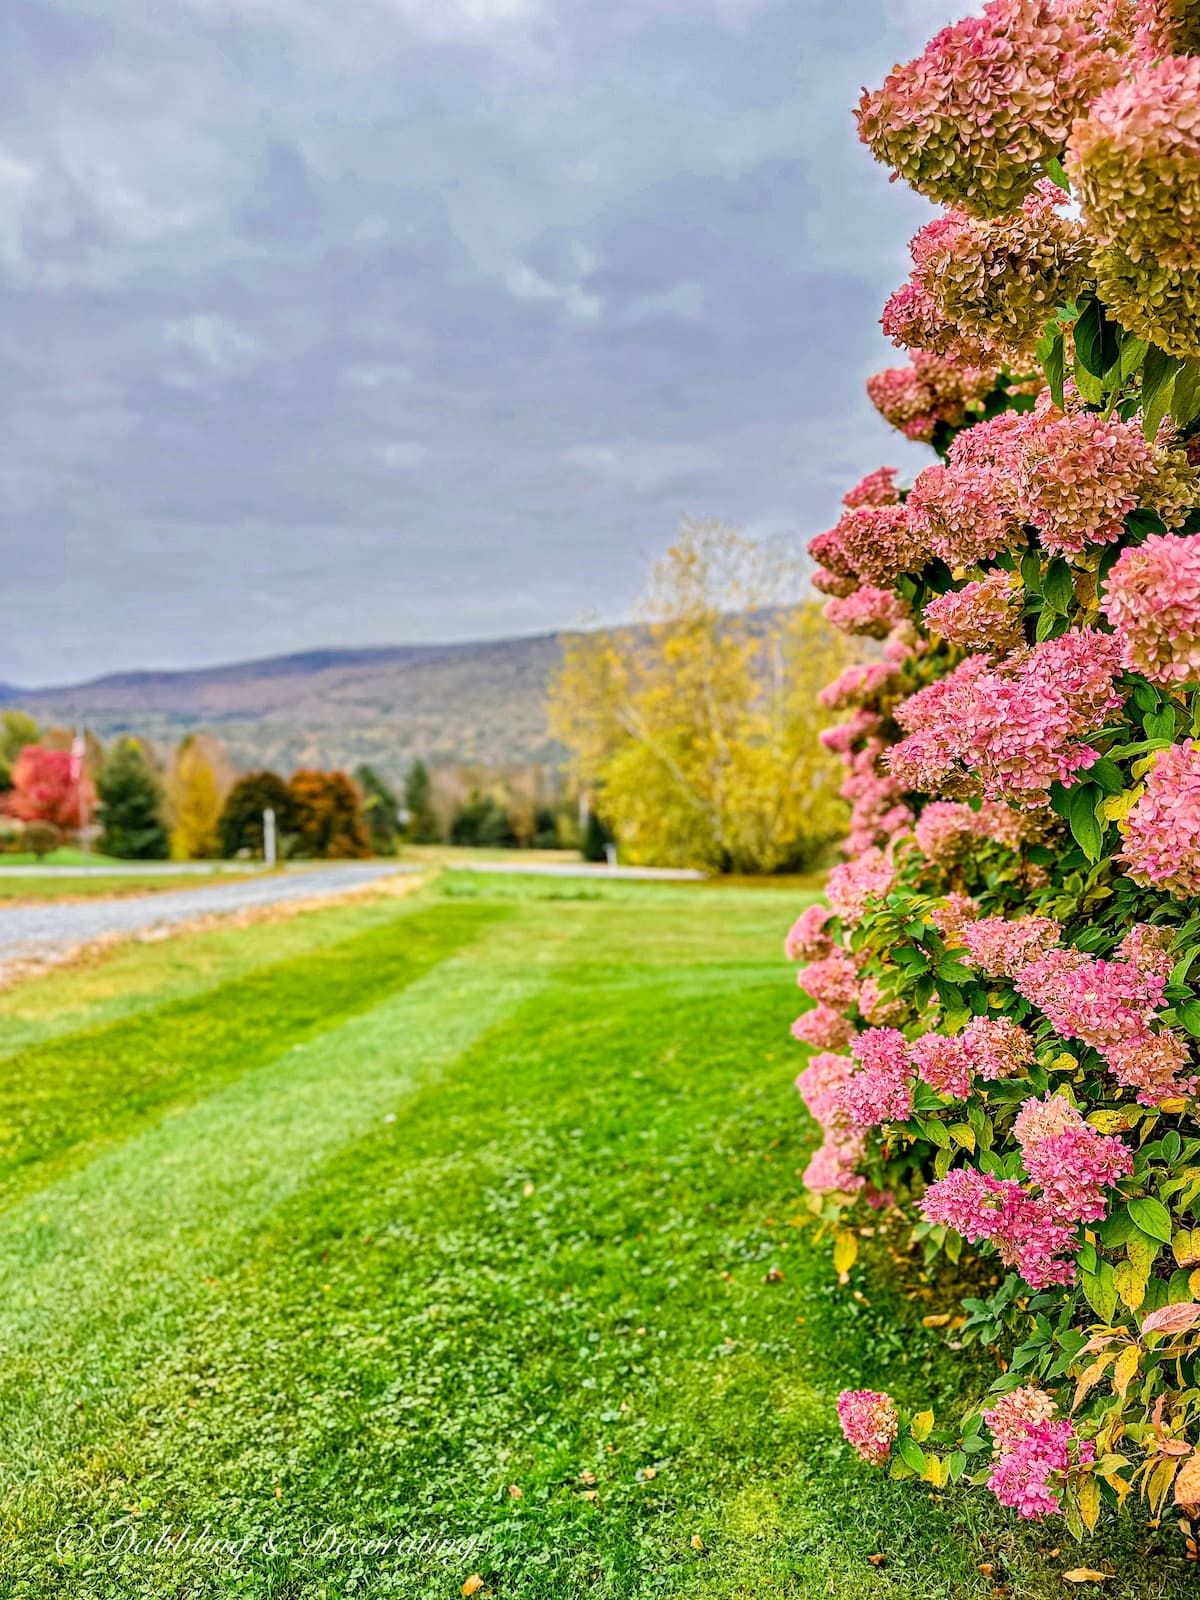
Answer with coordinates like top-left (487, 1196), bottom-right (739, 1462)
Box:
top-left (1, 0), bottom-right (967, 686)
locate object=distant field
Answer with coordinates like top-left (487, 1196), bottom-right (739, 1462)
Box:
top-left (0, 847), bottom-right (125, 867)
top-left (0, 873), bottom-right (1188, 1598)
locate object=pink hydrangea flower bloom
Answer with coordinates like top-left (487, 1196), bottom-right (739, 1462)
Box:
top-left (1014, 1092), bottom-right (1132, 1222)
top-left (807, 526), bottom-right (856, 579)
top-left (818, 662), bottom-right (901, 711)
top-left (826, 848), bottom-right (896, 923)
top-left (796, 1053), bottom-right (868, 1194)
top-left (1115, 922), bottom-right (1176, 984)
top-left (891, 655), bottom-right (993, 796)
top-left (961, 628), bottom-right (1124, 799)
top-left (983, 1386), bottom-right (1057, 1442)
top-left (883, 185), bottom-right (1090, 369)
top-left (812, 565), bottom-right (859, 598)
top-left (906, 459), bottom-right (1022, 569)
top-left (785, 904), bottom-right (833, 963)
top-left (893, 628), bottom-right (1123, 802)
top-left (823, 586), bottom-right (912, 640)
top-left (1121, 740), bottom-right (1200, 896)
top-left (923, 570), bottom-right (1025, 657)
top-left (797, 951), bottom-right (861, 1010)
top-left (960, 1016), bottom-right (1035, 1080)
top-left (803, 1139), bottom-right (867, 1194)
top-left (837, 1389), bottom-right (899, 1466)
top-left (921, 1167), bottom-right (1077, 1289)
top-left (856, 0), bottom-right (1122, 217)
top-left (911, 1032), bottom-right (974, 1099)
top-left (820, 710), bottom-right (883, 755)
top-left (914, 801), bottom-right (980, 865)
top-left (866, 351), bottom-right (997, 441)
top-left (930, 892), bottom-right (981, 942)
top-left (1104, 1029), bottom-right (1199, 1106)
top-left (841, 1028), bottom-right (914, 1127)
top-left (843, 466), bottom-right (900, 508)
top-left (1069, 54), bottom-right (1200, 271)
top-left (1015, 947), bottom-right (1165, 1050)
top-left (988, 1418), bottom-right (1094, 1519)
top-left (831, 504), bottom-right (931, 588)
top-left (975, 799), bottom-right (1046, 852)
top-left (1102, 533), bottom-right (1200, 686)
top-left (1016, 409), bottom-right (1153, 556)
top-left (792, 1005), bottom-right (855, 1053)
top-left (1012, 1091), bottom-right (1084, 1148)
top-left (796, 1051), bottom-right (855, 1125)
top-left (961, 916), bottom-right (1060, 979)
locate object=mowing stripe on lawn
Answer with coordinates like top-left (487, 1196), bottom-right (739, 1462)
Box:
top-left (0, 900), bottom-right (504, 1209)
top-left (0, 887), bottom-right (432, 1061)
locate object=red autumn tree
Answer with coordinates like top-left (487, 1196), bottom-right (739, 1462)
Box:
top-left (4, 746), bottom-right (96, 831)
top-left (288, 769), bottom-right (372, 859)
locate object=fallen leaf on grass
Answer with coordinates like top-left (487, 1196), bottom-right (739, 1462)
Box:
top-left (641, 1467), bottom-right (658, 1481)
top-left (462, 1578), bottom-right (486, 1597)
top-left (690, 1536), bottom-right (705, 1551)
top-left (764, 1267), bottom-right (785, 1283)
top-left (1062, 1570), bottom-right (1108, 1584)
top-left (977, 1564), bottom-right (994, 1578)
top-left (579, 1471), bottom-right (596, 1485)
top-left (922, 1313), bottom-right (952, 1328)
top-left (507, 1485), bottom-right (522, 1499)
top-left (578, 1490), bottom-right (598, 1503)
top-left (867, 1553), bottom-right (886, 1567)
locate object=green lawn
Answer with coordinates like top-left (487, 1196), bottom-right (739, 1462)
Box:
top-left (0, 873), bottom-right (1190, 1597)
top-left (0, 848), bottom-right (126, 867)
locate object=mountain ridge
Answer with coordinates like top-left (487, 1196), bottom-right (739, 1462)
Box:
top-left (0, 631), bottom-right (571, 782)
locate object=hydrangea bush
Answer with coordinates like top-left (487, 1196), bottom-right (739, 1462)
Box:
top-left (793, 0), bottom-right (1200, 1546)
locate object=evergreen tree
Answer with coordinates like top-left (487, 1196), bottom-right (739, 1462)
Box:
top-left (97, 739), bottom-right (169, 860)
top-left (582, 808), bottom-right (612, 863)
top-left (449, 792), bottom-right (518, 848)
top-left (403, 759), bottom-right (440, 842)
top-left (218, 770), bottom-right (294, 858)
top-left (353, 763), bottom-right (399, 855)
top-left (530, 805), bottom-right (561, 849)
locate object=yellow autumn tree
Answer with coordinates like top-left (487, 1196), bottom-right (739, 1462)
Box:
top-left (549, 519), bottom-right (856, 873)
top-left (165, 734), bottom-right (231, 859)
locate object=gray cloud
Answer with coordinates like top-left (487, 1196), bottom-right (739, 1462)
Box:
top-left (1, 0), bottom-right (960, 684)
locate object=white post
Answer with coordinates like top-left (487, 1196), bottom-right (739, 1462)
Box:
top-left (263, 806), bottom-right (277, 867)
top-left (604, 842), bottom-right (617, 870)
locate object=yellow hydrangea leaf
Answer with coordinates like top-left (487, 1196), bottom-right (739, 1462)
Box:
top-left (1114, 1260), bottom-right (1147, 1312)
top-left (1111, 1344), bottom-right (1140, 1398)
top-left (1099, 789), bottom-right (1138, 821)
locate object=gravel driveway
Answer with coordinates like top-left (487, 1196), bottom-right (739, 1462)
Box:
top-left (0, 864), bottom-right (410, 976)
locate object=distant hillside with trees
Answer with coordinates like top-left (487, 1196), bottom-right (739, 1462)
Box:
top-left (0, 634), bottom-right (566, 785)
